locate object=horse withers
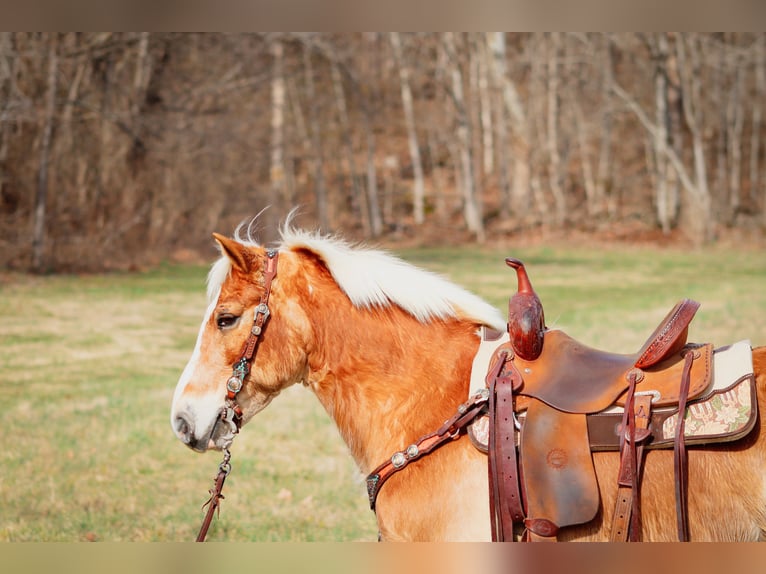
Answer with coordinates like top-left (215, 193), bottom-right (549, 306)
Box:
top-left (171, 224), bottom-right (766, 541)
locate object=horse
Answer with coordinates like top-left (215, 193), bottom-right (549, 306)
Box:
top-left (170, 223), bottom-right (766, 541)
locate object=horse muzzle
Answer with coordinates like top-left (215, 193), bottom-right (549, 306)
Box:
top-left (173, 406), bottom-right (238, 452)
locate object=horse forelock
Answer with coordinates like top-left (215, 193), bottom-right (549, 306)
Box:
top-left (206, 256), bottom-right (231, 304)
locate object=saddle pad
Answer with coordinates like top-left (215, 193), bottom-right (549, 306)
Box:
top-left (661, 339), bottom-right (755, 441)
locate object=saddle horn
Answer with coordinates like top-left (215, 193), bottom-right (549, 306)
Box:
top-left (505, 258), bottom-right (545, 361)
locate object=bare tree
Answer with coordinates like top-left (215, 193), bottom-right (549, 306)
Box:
top-left (32, 33), bottom-right (59, 272)
top-left (487, 32), bottom-right (532, 220)
top-left (390, 32), bottom-right (425, 225)
top-left (726, 46), bottom-right (745, 222)
top-left (675, 33), bottom-right (713, 241)
top-left (546, 32), bottom-right (566, 225)
top-left (613, 33), bottom-right (715, 243)
top-left (647, 33), bottom-right (679, 234)
top-left (751, 35), bottom-right (765, 220)
top-left (301, 45), bottom-right (329, 231)
top-left (267, 37), bottom-right (287, 240)
top-left (443, 32), bottom-right (484, 241)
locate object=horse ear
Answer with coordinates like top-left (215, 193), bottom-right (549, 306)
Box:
top-left (212, 233), bottom-right (255, 273)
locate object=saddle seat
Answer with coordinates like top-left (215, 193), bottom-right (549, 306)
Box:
top-left (511, 298), bottom-right (710, 414)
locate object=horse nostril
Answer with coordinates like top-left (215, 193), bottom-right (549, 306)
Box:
top-left (175, 414), bottom-right (193, 443)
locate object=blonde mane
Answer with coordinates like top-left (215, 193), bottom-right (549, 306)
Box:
top-left (207, 221), bottom-right (505, 331)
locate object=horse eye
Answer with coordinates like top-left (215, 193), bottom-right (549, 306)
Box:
top-left (216, 314), bottom-right (240, 330)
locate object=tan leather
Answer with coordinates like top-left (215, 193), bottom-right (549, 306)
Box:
top-left (506, 335), bottom-right (712, 414)
top-left (613, 344), bottom-right (712, 407)
top-left (609, 393), bottom-right (653, 541)
top-left (520, 400), bottom-right (600, 538)
top-left (487, 350), bottom-right (525, 541)
top-left (634, 299), bottom-right (700, 368)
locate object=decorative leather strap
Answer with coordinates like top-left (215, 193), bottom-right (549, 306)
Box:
top-left (610, 373), bottom-right (652, 541)
top-left (486, 349), bottom-right (525, 541)
top-left (674, 350), bottom-right (696, 541)
top-left (365, 390), bottom-right (489, 511)
top-left (225, 249), bottom-right (279, 403)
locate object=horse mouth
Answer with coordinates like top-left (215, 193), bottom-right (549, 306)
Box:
top-left (205, 408), bottom-right (239, 451)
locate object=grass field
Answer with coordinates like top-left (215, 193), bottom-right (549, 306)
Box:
top-left (0, 242), bottom-right (764, 541)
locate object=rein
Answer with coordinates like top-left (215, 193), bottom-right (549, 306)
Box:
top-left (195, 248), bottom-right (279, 542)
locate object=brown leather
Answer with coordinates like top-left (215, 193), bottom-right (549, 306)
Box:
top-left (520, 400), bottom-right (600, 538)
top-left (609, 390), bottom-right (653, 541)
top-left (505, 258), bottom-right (545, 361)
top-left (635, 299), bottom-right (700, 369)
top-left (524, 518), bottom-right (559, 540)
top-left (612, 344), bottom-right (712, 407)
top-left (196, 468), bottom-right (228, 542)
top-left (674, 351), bottom-right (695, 541)
top-left (510, 332), bottom-right (636, 413)
top-left (366, 391), bottom-right (489, 511)
top-left (487, 351), bottom-right (525, 541)
top-left (508, 332), bottom-right (710, 414)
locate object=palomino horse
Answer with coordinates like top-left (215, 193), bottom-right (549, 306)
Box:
top-left (171, 224), bottom-right (766, 541)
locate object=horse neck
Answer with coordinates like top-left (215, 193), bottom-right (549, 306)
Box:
top-left (303, 281), bottom-right (482, 473)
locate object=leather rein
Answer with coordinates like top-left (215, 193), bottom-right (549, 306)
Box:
top-left (195, 248), bottom-right (279, 542)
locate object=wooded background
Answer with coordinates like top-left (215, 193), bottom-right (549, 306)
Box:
top-left (2, 32), bottom-right (765, 272)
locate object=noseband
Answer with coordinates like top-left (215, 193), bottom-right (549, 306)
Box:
top-left (196, 247), bottom-right (279, 542)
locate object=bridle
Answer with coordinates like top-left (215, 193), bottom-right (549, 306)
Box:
top-left (195, 248), bottom-right (279, 542)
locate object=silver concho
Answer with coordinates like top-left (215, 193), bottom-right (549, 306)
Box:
top-left (391, 452), bottom-right (407, 469)
top-left (226, 376), bottom-right (243, 394)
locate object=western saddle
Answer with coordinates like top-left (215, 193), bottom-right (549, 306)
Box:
top-left (485, 258), bottom-right (711, 542)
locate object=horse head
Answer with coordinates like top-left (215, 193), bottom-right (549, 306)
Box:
top-left (170, 233), bottom-right (311, 452)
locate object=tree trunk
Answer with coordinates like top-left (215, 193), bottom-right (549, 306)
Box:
top-left (302, 46), bottom-right (329, 230)
top-left (546, 32), bottom-right (566, 225)
top-left (390, 32), bottom-right (425, 225)
top-left (0, 33), bottom-right (17, 226)
top-left (677, 34), bottom-right (713, 242)
top-left (487, 32), bottom-right (531, 220)
top-left (330, 58), bottom-right (366, 233)
top-left (598, 35), bottom-right (615, 217)
top-left (477, 36), bottom-right (494, 177)
top-left (613, 36), bottom-right (713, 244)
top-left (650, 33), bottom-right (674, 234)
top-left (726, 51), bottom-right (745, 223)
top-left (268, 38), bottom-right (286, 240)
top-left (32, 33), bottom-right (59, 272)
top-left (443, 32), bottom-right (484, 241)
top-left (751, 34), bottom-right (765, 221)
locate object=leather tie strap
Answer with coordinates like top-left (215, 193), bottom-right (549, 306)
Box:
top-left (674, 350), bottom-right (696, 541)
top-left (610, 372), bottom-right (652, 542)
top-left (486, 349), bottom-right (525, 541)
top-left (196, 448), bottom-right (232, 542)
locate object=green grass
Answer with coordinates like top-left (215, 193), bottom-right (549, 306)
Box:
top-left (0, 244), bottom-right (764, 541)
